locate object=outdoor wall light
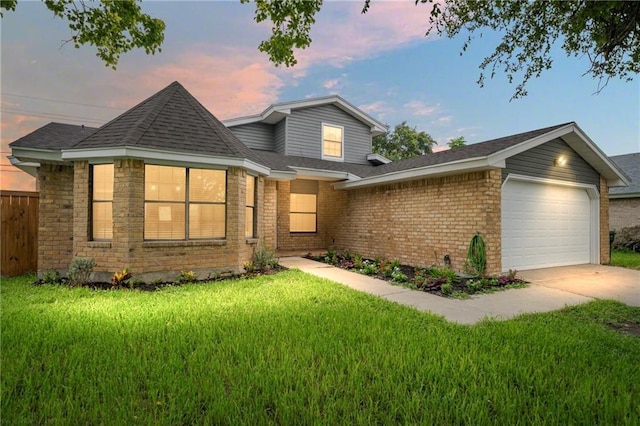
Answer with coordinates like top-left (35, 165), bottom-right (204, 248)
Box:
top-left (554, 155), bottom-right (567, 167)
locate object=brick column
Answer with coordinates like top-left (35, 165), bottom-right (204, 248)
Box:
top-left (600, 175), bottom-right (610, 264)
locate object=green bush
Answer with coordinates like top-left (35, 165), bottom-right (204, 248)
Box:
top-left (251, 241), bottom-right (279, 271)
top-left (67, 257), bottom-right (95, 287)
top-left (41, 269), bottom-right (62, 285)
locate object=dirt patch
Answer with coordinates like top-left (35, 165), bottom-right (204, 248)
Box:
top-left (607, 321), bottom-right (640, 337)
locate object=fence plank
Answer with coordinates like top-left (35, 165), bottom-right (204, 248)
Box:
top-left (1, 191), bottom-right (39, 276)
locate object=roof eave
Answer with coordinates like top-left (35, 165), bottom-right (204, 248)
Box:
top-left (61, 146), bottom-right (271, 176)
top-left (289, 166), bottom-right (361, 182)
top-left (11, 147), bottom-right (65, 163)
top-left (610, 192), bottom-right (640, 199)
top-left (334, 157), bottom-right (501, 189)
top-left (8, 156), bottom-right (40, 177)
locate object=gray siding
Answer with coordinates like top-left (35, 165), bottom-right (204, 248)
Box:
top-left (274, 119), bottom-right (286, 154)
top-left (228, 123), bottom-right (274, 150)
top-left (503, 138), bottom-right (600, 189)
top-left (285, 105), bottom-right (372, 164)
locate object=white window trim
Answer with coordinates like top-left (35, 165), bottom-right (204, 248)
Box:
top-left (321, 123), bottom-right (344, 162)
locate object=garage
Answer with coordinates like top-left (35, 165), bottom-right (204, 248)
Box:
top-left (502, 178), bottom-right (594, 271)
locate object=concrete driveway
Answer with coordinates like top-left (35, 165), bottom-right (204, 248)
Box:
top-left (519, 264), bottom-right (639, 307)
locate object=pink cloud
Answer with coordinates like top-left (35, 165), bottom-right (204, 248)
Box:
top-left (323, 79), bottom-right (339, 89)
top-left (404, 100), bottom-right (439, 117)
top-left (1, 112), bottom-right (41, 191)
top-left (113, 48), bottom-right (285, 119)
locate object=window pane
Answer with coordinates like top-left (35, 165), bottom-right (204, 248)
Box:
top-left (145, 203), bottom-right (185, 239)
top-left (93, 164), bottom-right (114, 200)
top-left (245, 206), bottom-right (254, 238)
top-left (323, 141), bottom-right (342, 157)
top-left (246, 175), bottom-right (255, 206)
top-left (290, 194), bottom-right (317, 213)
top-left (290, 213), bottom-right (316, 232)
top-left (92, 202), bottom-right (113, 239)
top-left (190, 169), bottom-right (226, 203)
top-left (145, 165), bottom-right (185, 202)
top-left (189, 204), bottom-right (225, 239)
top-left (324, 125), bottom-right (342, 142)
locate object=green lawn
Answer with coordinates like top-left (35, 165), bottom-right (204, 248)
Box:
top-left (611, 249), bottom-right (640, 270)
top-left (2, 271), bottom-right (639, 424)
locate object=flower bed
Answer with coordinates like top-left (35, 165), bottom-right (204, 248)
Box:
top-left (305, 251), bottom-right (527, 298)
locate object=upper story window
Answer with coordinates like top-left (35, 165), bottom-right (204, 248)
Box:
top-left (144, 165), bottom-right (226, 240)
top-left (91, 164), bottom-right (114, 240)
top-left (245, 175), bottom-right (257, 238)
top-left (322, 123), bottom-right (344, 161)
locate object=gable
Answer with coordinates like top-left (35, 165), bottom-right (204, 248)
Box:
top-left (286, 104), bottom-right (372, 164)
top-left (503, 138), bottom-right (600, 188)
top-left (228, 122), bottom-right (274, 151)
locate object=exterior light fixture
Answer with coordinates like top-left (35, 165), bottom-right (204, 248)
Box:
top-left (554, 156), bottom-right (567, 166)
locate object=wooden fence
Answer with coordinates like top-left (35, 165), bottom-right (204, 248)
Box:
top-left (1, 191), bottom-right (39, 276)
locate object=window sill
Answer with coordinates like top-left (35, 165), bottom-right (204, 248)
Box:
top-left (143, 240), bottom-right (226, 248)
top-left (246, 238), bottom-right (259, 245)
top-left (289, 232), bottom-right (318, 235)
top-left (88, 241), bottom-right (112, 248)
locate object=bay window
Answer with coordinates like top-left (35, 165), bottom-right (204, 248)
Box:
top-left (144, 165), bottom-right (226, 240)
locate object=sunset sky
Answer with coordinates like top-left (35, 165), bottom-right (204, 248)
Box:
top-left (2, 1), bottom-right (638, 191)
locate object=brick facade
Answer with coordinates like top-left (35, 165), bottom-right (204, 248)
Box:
top-left (609, 198), bottom-right (640, 231)
top-left (335, 170), bottom-right (503, 274)
top-left (38, 164), bottom-right (74, 273)
top-left (38, 161), bottom-right (260, 280)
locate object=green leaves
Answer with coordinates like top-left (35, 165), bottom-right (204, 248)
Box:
top-left (244, 0), bottom-right (323, 67)
top-left (373, 121), bottom-right (436, 161)
top-left (3, 0), bottom-right (165, 69)
top-left (422, 0), bottom-right (640, 99)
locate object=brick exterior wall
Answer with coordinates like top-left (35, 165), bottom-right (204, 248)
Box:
top-left (263, 179), bottom-right (277, 249)
top-left (275, 180), bottom-right (347, 252)
top-left (609, 198), bottom-right (640, 231)
top-left (37, 164), bottom-right (74, 274)
top-left (40, 161), bottom-right (260, 280)
top-left (336, 170), bottom-right (503, 274)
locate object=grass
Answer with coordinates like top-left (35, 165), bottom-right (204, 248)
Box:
top-left (611, 249), bottom-right (640, 270)
top-left (2, 271), bottom-right (639, 424)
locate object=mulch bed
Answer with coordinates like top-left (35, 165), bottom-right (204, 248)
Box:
top-left (305, 253), bottom-right (527, 298)
top-left (33, 266), bottom-right (285, 291)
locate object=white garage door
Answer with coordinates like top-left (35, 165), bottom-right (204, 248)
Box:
top-left (502, 179), bottom-right (592, 271)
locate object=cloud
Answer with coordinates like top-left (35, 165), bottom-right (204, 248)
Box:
top-left (0, 112), bottom-right (41, 191)
top-left (404, 100), bottom-right (440, 117)
top-left (291, 1), bottom-right (437, 77)
top-left (359, 100), bottom-right (394, 121)
top-left (323, 79), bottom-right (339, 89)
top-left (432, 115), bottom-right (452, 125)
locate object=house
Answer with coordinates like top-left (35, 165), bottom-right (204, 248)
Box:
top-left (9, 81), bottom-right (628, 281)
top-left (608, 153), bottom-right (639, 230)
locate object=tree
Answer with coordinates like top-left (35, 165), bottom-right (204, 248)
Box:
top-left (373, 121), bottom-right (436, 161)
top-left (448, 136), bottom-right (466, 149)
top-left (1, 0), bottom-right (165, 69)
top-left (258, 0), bottom-right (640, 98)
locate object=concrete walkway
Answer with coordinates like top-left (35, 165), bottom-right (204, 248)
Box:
top-left (279, 257), bottom-right (640, 325)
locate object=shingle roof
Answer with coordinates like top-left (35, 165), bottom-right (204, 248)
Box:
top-left (252, 149), bottom-right (377, 176)
top-left (9, 122), bottom-right (98, 149)
top-left (610, 153), bottom-right (640, 197)
top-left (70, 81), bottom-right (265, 165)
top-left (364, 122), bottom-right (573, 177)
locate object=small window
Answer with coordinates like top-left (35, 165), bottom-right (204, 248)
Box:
top-left (322, 124), bottom-right (343, 161)
top-left (91, 164), bottom-right (114, 240)
top-left (245, 175), bottom-right (257, 238)
top-left (290, 179), bottom-right (318, 233)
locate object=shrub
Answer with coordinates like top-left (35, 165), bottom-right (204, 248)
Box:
top-left (466, 233), bottom-right (487, 276)
top-left (361, 261), bottom-right (378, 276)
top-left (251, 241), bottom-right (279, 271)
top-left (612, 226), bottom-right (640, 253)
top-left (111, 269), bottom-right (132, 288)
top-left (178, 270), bottom-right (198, 284)
top-left (67, 257), bottom-right (95, 287)
top-left (391, 267), bottom-right (408, 283)
top-left (42, 269), bottom-right (62, 285)
top-left (353, 254), bottom-right (363, 269)
top-left (441, 282), bottom-right (453, 295)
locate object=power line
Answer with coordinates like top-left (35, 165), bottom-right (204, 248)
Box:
top-left (1, 92), bottom-right (127, 111)
top-left (2, 108), bottom-right (105, 124)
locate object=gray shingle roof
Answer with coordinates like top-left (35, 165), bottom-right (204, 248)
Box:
top-left (364, 122), bottom-right (573, 177)
top-left (610, 153), bottom-right (640, 197)
top-left (9, 122), bottom-right (98, 149)
top-left (70, 81), bottom-right (265, 165)
top-left (252, 149), bottom-right (377, 176)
